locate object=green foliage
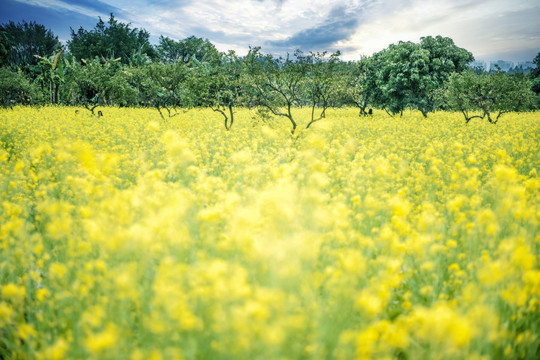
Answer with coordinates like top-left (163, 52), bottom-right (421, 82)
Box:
top-left (64, 57), bottom-right (137, 112)
top-left (193, 50), bottom-right (246, 129)
top-left (34, 49), bottom-right (67, 104)
top-left (445, 71), bottom-right (535, 123)
top-left (133, 61), bottom-right (194, 118)
top-left (0, 19), bottom-right (533, 128)
top-left (530, 52), bottom-right (540, 107)
top-left (0, 20), bottom-right (61, 76)
top-left (0, 67), bottom-right (42, 107)
top-left (156, 36), bottom-right (219, 64)
top-left (303, 51), bottom-right (343, 128)
top-left (483, 72), bottom-right (535, 122)
top-left (0, 30), bottom-right (10, 68)
top-left (68, 14), bottom-right (156, 65)
top-left (342, 57), bottom-right (376, 116)
top-left (369, 36), bottom-right (473, 116)
top-left (245, 48), bottom-right (309, 133)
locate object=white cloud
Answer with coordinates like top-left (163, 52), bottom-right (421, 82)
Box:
top-left (338, 0), bottom-right (540, 60)
top-left (16, 0), bottom-right (108, 18)
top-left (11, 0), bottom-right (540, 60)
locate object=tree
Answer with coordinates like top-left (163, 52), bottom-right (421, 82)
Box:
top-left (343, 56), bottom-right (376, 116)
top-left (304, 51), bottom-right (343, 129)
top-left (0, 30), bottom-right (10, 68)
top-left (0, 21), bottom-right (61, 75)
top-left (369, 36), bottom-right (473, 116)
top-left (444, 71), bottom-right (485, 123)
top-left (530, 52), bottom-right (540, 107)
top-left (445, 71), bottom-right (535, 123)
top-left (156, 35), bottom-right (219, 64)
top-left (246, 48), bottom-right (308, 133)
top-left (482, 72), bottom-right (535, 122)
top-left (134, 61), bottom-right (194, 119)
top-left (0, 67), bottom-right (42, 107)
top-left (34, 49), bottom-right (66, 104)
top-left (68, 14), bottom-right (156, 65)
top-left (193, 50), bottom-right (246, 130)
top-left (64, 56), bottom-right (137, 113)
top-left (370, 41), bottom-right (419, 116)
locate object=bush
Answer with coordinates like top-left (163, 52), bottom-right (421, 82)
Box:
top-left (0, 67), bottom-right (43, 107)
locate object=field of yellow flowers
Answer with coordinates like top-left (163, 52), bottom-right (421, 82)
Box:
top-left (0, 106), bottom-right (539, 359)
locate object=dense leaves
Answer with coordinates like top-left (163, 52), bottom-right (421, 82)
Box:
top-left (0, 17), bottom-right (537, 125)
top-left (0, 67), bottom-right (42, 107)
top-left (194, 50), bottom-right (246, 129)
top-left (68, 14), bottom-right (156, 65)
top-left (530, 52), bottom-right (540, 107)
top-left (369, 36), bottom-right (474, 116)
top-left (445, 71), bottom-right (535, 123)
top-left (156, 35), bottom-right (219, 64)
top-left (0, 21), bottom-right (61, 75)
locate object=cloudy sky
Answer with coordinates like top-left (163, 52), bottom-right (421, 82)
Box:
top-left (1, 0), bottom-right (539, 61)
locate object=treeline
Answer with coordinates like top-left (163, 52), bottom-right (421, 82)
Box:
top-left (1, 15), bottom-right (539, 130)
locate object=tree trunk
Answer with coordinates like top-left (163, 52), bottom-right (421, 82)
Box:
top-left (227, 104), bottom-right (234, 130)
top-left (287, 102), bottom-right (297, 134)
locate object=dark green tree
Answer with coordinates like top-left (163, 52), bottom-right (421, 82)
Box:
top-left (530, 52), bottom-right (540, 107)
top-left (156, 35), bottom-right (219, 64)
top-left (369, 36), bottom-right (473, 116)
top-left (0, 67), bottom-right (42, 107)
top-left (0, 30), bottom-right (10, 68)
top-left (370, 41), bottom-right (421, 116)
top-left (68, 14), bottom-right (156, 65)
top-left (0, 20), bottom-right (61, 75)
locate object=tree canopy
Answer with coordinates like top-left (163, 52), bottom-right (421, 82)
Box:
top-left (68, 14), bottom-right (156, 64)
top-left (369, 36), bottom-right (474, 116)
top-left (0, 16), bottom-right (536, 126)
top-left (156, 35), bottom-right (219, 64)
top-left (0, 20), bottom-right (61, 74)
top-left (445, 70), bottom-right (535, 123)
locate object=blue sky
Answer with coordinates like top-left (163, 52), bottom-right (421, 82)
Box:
top-left (1, 0), bottom-right (539, 61)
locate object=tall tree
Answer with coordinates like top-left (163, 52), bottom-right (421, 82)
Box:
top-left (68, 14), bottom-right (155, 64)
top-left (0, 20), bottom-right (61, 74)
top-left (369, 36), bottom-right (473, 116)
top-left (0, 30), bottom-right (10, 68)
top-left (156, 35), bottom-right (219, 64)
top-left (530, 52), bottom-right (540, 107)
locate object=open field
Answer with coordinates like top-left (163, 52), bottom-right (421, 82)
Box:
top-left (0, 107), bottom-right (539, 359)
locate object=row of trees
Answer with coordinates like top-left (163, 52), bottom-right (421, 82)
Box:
top-left (1, 15), bottom-right (538, 131)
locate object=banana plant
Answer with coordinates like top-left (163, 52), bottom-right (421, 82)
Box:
top-left (34, 49), bottom-right (65, 104)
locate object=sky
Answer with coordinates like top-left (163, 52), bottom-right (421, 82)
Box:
top-left (1, 0), bottom-right (539, 62)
